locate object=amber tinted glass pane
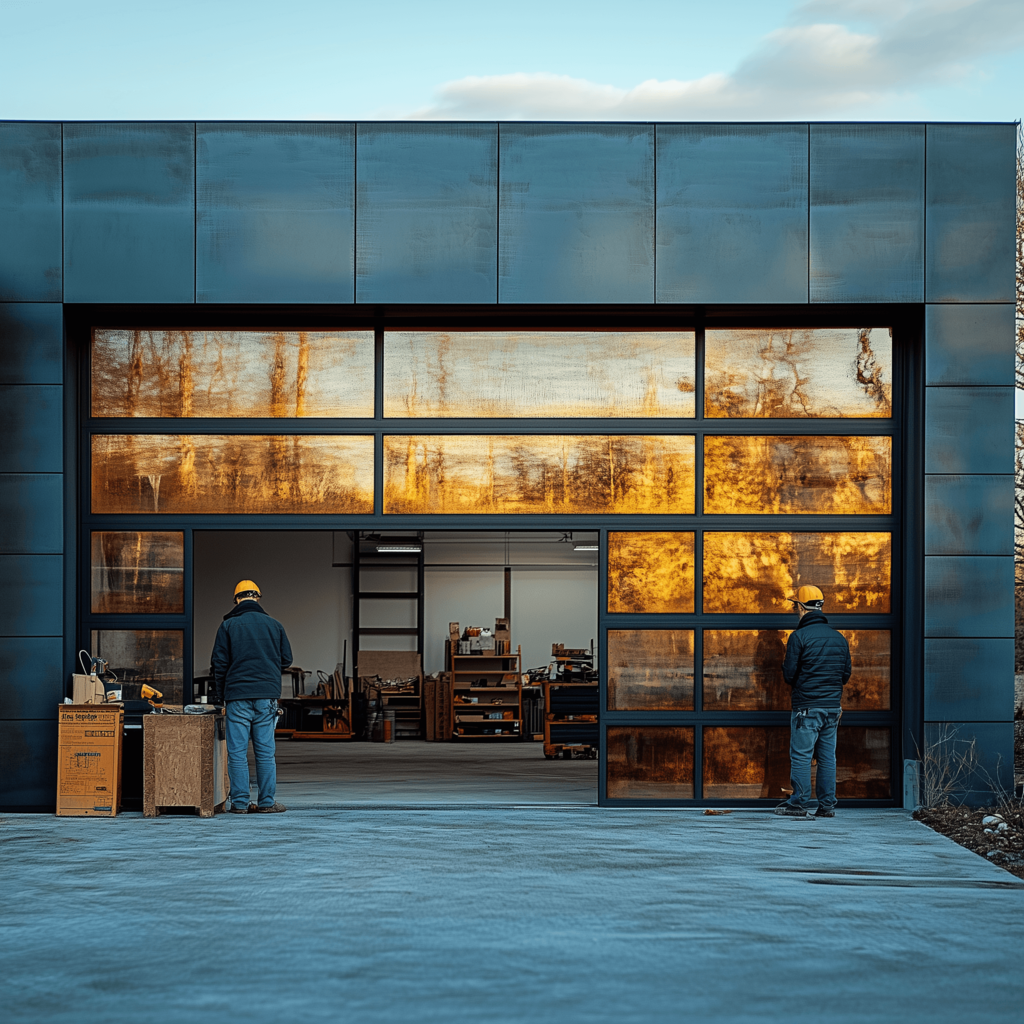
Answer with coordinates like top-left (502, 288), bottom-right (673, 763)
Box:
top-left (383, 331), bottom-right (696, 418)
top-left (92, 435), bottom-right (374, 514)
top-left (90, 532), bottom-right (184, 613)
top-left (89, 629), bottom-right (184, 706)
top-left (384, 436), bottom-right (694, 514)
top-left (836, 728), bottom-right (891, 798)
top-left (607, 630), bottom-right (694, 710)
top-left (703, 532), bottom-right (891, 613)
top-left (91, 330), bottom-right (374, 418)
top-left (608, 532), bottom-right (695, 613)
top-left (606, 727), bottom-right (694, 799)
top-left (703, 727), bottom-right (791, 799)
top-left (703, 436), bottom-right (891, 514)
top-left (702, 630), bottom-right (890, 711)
top-left (705, 328), bottom-right (892, 418)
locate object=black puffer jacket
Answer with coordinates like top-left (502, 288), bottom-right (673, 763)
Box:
top-left (782, 611), bottom-right (851, 710)
top-left (210, 601), bottom-right (292, 703)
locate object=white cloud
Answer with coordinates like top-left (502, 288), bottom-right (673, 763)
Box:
top-left (412, 0), bottom-right (1024, 119)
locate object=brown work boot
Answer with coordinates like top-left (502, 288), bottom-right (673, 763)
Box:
top-left (228, 803), bottom-right (256, 814)
top-left (254, 802), bottom-right (287, 814)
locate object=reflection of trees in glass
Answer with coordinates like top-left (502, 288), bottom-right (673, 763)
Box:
top-left (702, 727), bottom-right (790, 799)
top-left (92, 435), bottom-right (374, 514)
top-left (607, 630), bottom-right (695, 710)
top-left (384, 331), bottom-right (696, 418)
top-left (90, 532), bottom-right (184, 613)
top-left (705, 328), bottom-right (892, 418)
top-left (92, 330), bottom-right (374, 418)
top-left (606, 727), bottom-right (695, 798)
top-left (704, 436), bottom-right (891, 514)
top-left (384, 436), bottom-right (695, 514)
top-left (703, 532), bottom-right (891, 613)
top-left (608, 533), bottom-right (695, 613)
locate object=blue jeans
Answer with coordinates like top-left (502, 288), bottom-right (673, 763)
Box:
top-left (226, 699), bottom-right (278, 810)
top-left (785, 708), bottom-right (841, 812)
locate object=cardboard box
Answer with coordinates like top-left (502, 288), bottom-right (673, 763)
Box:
top-left (56, 704), bottom-right (123, 816)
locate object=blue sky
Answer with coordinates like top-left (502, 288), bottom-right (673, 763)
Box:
top-left (1, 0), bottom-right (1022, 121)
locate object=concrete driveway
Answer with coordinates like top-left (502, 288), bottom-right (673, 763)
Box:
top-left (2, 809), bottom-right (1021, 1023)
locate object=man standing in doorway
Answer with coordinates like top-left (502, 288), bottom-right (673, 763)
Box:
top-left (774, 585), bottom-right (851, 819)
top-left (211, 580), bottom-right (293, 815)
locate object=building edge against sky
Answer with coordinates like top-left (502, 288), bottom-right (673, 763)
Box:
top-left (0, 120), bottom-right (1016, 809)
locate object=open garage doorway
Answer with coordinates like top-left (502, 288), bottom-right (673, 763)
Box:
top-left (192, 530), bottom-right (600, 806)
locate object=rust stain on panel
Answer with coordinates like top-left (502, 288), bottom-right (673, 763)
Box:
top-left (607, 532), bottom-right (695, 613)
top-left (606, 726), bottom-right (695, 799)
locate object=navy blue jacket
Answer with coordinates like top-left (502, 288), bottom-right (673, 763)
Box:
top-left (782, 611), bottom-right (851, 711)
top-left (210, 601), bottom-right (292, 703)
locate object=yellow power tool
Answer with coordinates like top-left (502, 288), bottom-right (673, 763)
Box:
top-left (141, 684), bottom-right (164, 709)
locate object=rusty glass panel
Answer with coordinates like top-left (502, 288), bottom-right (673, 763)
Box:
top-left (703, 436), bottom-right (891, 514)
top-left (606, 726), bottom-right (695, 799)
top-left (91, 330), bottom-right (374, 418)
top-left (92, 435), bottom-right (374, 514)
top-left (705, 328), bottom-right (892, 418)
top-left (703, 532), bottom-right (891, 613)
top-left (703, 630), bottom-right (890, 711)
top-left (835, 728), bottom-right (892, 798)
top-left (607, 630), bottom-right (695, 710)
top-left (383, 331), bottom-right (695, 418)
top-left (90, 532), bottom-right (184, 613)
top-left (383, 435), bottom-right (694, 514)
top-left (608, 532), bottom-right (695, 613)
top-left (89, 629), bottom-right (184, 706)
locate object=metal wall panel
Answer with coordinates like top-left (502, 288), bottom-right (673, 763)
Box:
top-left (925, 303), bottom-right (1015, 385)
top-left (0, 637), bottom-right (63, 719)
top-left (923, 386), bottom-right (1013, 474)
top-left (656, 124), bottom-right (807, 304)
top-left (922, 722), bottom-right (1014, 804)
top-left (923, 556), bottom-right (1014, 637)
top-left (0, 304), bottom-right (62, 384)
top-left (926, 124), bottom-right (1016, 303)
top-left (0, 123), bottom-right (62, 301)
top-left (63, 123), bottom-right (195, 303)
top-left (0, 720), bottom-right (57, 807)
top-left (197, 123), bottom-right (355, 304)
top-left (0, 475), bottom-right (63, 553)
top-left (500, 124), bottom-right (654, 304)
top-left (0, 555), bottom-right (63, 635)
top-left (924, 475), bottom-right (1013, 555)
top-left (356, 123), bottom-right (496, 304)
top-left (809, 124), bottom-right (924, 303)
top-left (0, 385), bottom-right (62, 472)
top-left (923, 638), bottom-right (1014, 721)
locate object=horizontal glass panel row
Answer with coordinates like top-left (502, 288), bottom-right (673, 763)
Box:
top-left (606, 726), bottom-right (891, 800)
top-left (89, 629), bottom-right (184, 706)
top-left (91, 436), bottom-right (892, 516)
top-left (606, 629), bottom-right (889, 711)
top-left (92, 328), bottom-right (892, 421)
top-left (608, 532), bottom-right (891, 613)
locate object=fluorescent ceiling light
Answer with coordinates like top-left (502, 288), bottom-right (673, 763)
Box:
top-left (376, 544), bottom-right (422, 553)
top-left (573, 543), bottom-right (599, 552)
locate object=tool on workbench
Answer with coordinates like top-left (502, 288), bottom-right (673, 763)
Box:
top-left (141, 684), bottom-right (164, 710)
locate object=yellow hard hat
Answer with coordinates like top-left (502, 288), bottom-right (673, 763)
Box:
top-left (234, 579), bottom-right (261, 599)
top-left (790, 585), bottom-right (824, 606)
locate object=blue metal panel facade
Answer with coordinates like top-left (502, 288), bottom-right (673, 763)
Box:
top-left (356, 123), bottom-right (497, 304)
top-left (0, 555), bottom-right (64, 636)
top-left (0, 303), bottom-right (63, 383)
top-left (925, 303), bottom-right (1015, 385)
top-left (0, 475), bottom-right (63, 553)
top-left (0, 123), bottom-right (62, 301)
top-left (923, 722), bottom-right (1015, 801)
top-left (0, 637), bottom-right (64, 719)
top-left (0, 385), bottom-right (63, 472)
top-left (924, 475), bottom-right (1013, 556)
top-left (197, 123), bottom-right (355, 304)
top-left (0, 721), bottom-right (58, 807)
top-left (923, 386), bottom-right (1014, 474)
top-left (925, 124), bottom-right (1016, 303)
top-left (809, 124), bottom-right (924, 303)
top-left (923, 556), bottom-right (1014, 638)
top-left (63, 123), bottom-right (195, 303)
top-left (923, 639), bottom-right (1014, 722)
top-left (499, 124), bottom-right (654, 304)
top-left (656, 124), bottom-right (807, 304)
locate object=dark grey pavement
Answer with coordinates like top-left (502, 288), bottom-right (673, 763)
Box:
top-left (2, 809), bottom-right (1022, 1023)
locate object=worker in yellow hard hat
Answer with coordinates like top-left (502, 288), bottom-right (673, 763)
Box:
top-left (210, 579), bottom-right (292, 815)
top-left (774, 585), bottom-right (851, 820)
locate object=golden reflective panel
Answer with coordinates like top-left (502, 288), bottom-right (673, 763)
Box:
top-left (703, 532), bottom-right (891, 613)
top-left (90, 532), bottom-right (184, 614)
top-left (383, 331), bottom-right (696, 418)
top-left (702, 630), bottom-right (890, 711)
top-left (606, 727), bottom-right (695, 800)
top-left (705, 328), bottom-right (892, 418)
top-left (702, 727), bottom-right (892, 799)
top-left (383, 436), bottom-right (695, 515)
top-left (91, 330), bottom-right (375, 418)
top-left (92, 435), bottom-right (374, 514)
top-left (703, 436), bottom-right (892, 515)
top-left (607, 533), bottom-right (695, 614)
top-left (90, 629), bottom-right (184, 706)
top-left (607, 630), bottom-right (695, 710)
